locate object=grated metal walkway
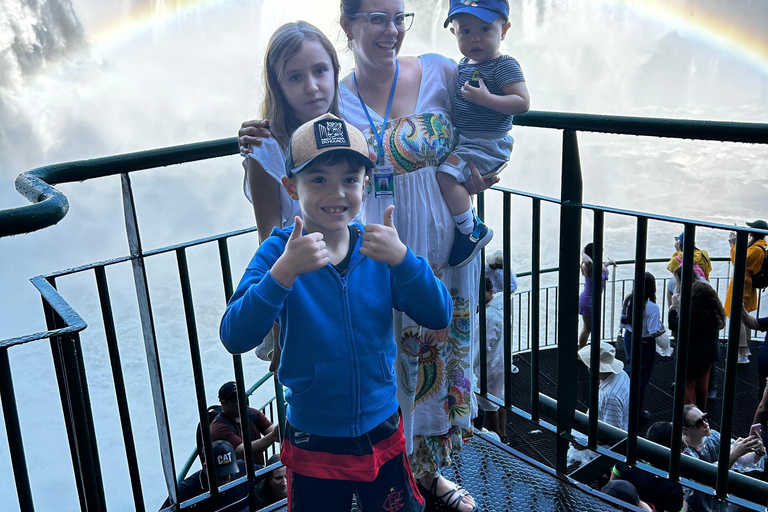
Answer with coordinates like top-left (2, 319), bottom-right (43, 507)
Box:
top-left (505, 338), bottom-right (767, 476)
top-left (262, 338), bottom-right (767, 512)
top-left (266, 434), bottom-right (636, 512)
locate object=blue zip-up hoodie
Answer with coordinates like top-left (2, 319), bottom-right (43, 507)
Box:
top-left (220, 223), bottom-right (453, 438)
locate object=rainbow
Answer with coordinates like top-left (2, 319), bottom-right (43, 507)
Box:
top-left (89, 0), bottom-right (222, 49)
top-left (41, 0), bottom-right (768, 77)
top-left (615, 0), bottom-right (768, 73)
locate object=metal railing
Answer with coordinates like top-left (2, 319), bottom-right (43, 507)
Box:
top-left (474, 112), bottom-right (768, 510)
top-left (2, 110), bottom-right (768, 512)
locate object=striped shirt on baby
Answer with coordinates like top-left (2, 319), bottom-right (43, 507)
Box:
top-left (599, 370), bottom-right (630, 431)
top-left (454, 55), bottom-right (525, 133)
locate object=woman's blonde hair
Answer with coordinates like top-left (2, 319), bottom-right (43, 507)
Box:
top-left (262, 21), bottom-right (341, 149)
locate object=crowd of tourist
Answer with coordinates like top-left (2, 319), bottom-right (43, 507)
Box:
top-left (574, 224), bottom-right (768, 512)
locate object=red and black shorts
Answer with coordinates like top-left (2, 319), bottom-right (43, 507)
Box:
top-left (281, 412), bottom-right (424, 512)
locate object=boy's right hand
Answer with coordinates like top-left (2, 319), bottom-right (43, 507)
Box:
top-left (270, 217), bottom-right (329, 287)
top-left (238, 119), bottom-right (272, 155)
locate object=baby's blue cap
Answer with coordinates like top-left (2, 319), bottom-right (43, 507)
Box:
top-left (444, 0), bottom-right (510, 28)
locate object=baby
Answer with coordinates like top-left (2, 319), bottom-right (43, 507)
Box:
top-left (439, 0), bottom-right (530, 268)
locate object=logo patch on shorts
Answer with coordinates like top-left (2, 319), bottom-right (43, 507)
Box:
top-left (293, 431), bottom-right (311, 444)
top-left (314, 119), bottom-right (350, 148)
top-left (383, 488), bottom-right (405, 511)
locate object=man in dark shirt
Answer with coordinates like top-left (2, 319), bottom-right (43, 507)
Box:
top-left (611, 422), bottom-right (684, 512)
top-left (159, 440), bottom-right (249, 512)
top-left (210, 381), bottom-right (279, 466)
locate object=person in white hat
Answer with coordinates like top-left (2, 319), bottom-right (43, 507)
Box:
top-left (485, 249), bottom-right (517, 295)
top-left (578, 342), bottom-right (630, 431)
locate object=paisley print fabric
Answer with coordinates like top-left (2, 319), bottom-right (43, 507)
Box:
top-left (363, 113), bottom-right (454, 175)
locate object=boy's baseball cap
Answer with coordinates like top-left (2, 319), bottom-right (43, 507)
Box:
top-left (444, 0), bottom-right (510, 27)
top-left (285, 114), bottom-right (375, 176)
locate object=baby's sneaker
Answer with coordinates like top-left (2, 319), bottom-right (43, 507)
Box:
top-left (448, 215), bottom-right (493, 268)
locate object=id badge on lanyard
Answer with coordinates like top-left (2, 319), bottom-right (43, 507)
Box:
top-left (373, 166), bottom-right (394, 198)
top-left (354, 61), bottom-right (398, 200)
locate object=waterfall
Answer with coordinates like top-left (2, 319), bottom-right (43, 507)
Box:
top-left (0, 0), bottom-right (85, 91)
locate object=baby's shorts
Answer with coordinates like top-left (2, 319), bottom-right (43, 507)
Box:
top-left (438, 130), bottom-right (514, 183)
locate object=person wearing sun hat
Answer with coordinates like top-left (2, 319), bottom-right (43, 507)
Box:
top-left (725, 219), bottom-right (768, 364)
top-left (485, 249), bottom-right (518, 294)
top-left (578, 342), bottom-right (630, 430)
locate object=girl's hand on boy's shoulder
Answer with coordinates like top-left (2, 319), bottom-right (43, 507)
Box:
top-left (238, 119), bottom-right (272, 155)
top-left (361, 205), bottom-right (407, 267)
top-left (271, 217), bottom-right (329, 287)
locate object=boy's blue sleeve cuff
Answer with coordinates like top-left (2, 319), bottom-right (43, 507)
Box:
top-left (257, 270), bottom-right (292, 306)
top-left (388, 248), bottom-right (422, 282)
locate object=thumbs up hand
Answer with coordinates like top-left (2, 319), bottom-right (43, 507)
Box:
top-left (270, 217), bottom-right (330, 287)
top-left (361, 205), bottom-right (407, 266)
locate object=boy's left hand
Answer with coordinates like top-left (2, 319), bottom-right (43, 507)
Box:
top-left (361, 205), bottom-right (407, 266)
top-left (461, 78), bottom-right (492, 106)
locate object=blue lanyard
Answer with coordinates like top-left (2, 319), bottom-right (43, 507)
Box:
top-left (352, 59), bottom-right (398, 164)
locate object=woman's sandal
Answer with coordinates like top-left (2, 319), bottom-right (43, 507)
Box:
top-left (418, 476), bottom-right (478, 512)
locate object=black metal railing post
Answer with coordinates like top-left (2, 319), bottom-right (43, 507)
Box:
top-left (45, 296), bottom-right (87, 512)
top-left (478, 192), bottom-right (488, 397)
top-left (587, 212), bottom-right (604, 449)
top-left (669, 224), bottom-right (696, 481)
top-left (43, 275), bottom-right (106, 512)
top-left (0, 347), bottom-right (35, 512)
top-left (717, 231), bottom-right (749, 496)
top-left (94, 266), bottom-right (146, 511)
top-left (556, 129), bottom-right (583, 473)
top-left (626, 217), bottom-right (648, 465)
top-left (176, 248), bottom-right (219, 493)
top-left (120, 173), bottom-right (178, 505)
top-left (502, 192), bottom-right (512, 410)
top-left (530, 198), bottom-right (541, 420)
top-left (233, 355), bottom-right (255, 480)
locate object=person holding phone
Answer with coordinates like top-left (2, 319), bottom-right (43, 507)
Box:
top-left (682, 405), bottom-right (765, 512)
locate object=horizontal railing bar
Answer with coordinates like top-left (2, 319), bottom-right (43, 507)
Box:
top-left (0, 276), bottom-right (88, 349)
top-left (512, 256), bottom-right (732, 279)
top-left (537, 394), bottom-right (768, 504)
top-left (40, 227), bottom-right (258, 280)
top-left (3, 138), bottom-right (238, 237)
top-left (142, 227), bottom-right (258, 258)
top-left (513, 111), bottom-right (768, 144)
top-left (493, 184), bottom-right (768, 238)
top-left (4, 112), bottom-right (767, 238)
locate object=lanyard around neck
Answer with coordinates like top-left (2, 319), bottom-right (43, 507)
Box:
top-left (352, 59), bottom-right (398, 163)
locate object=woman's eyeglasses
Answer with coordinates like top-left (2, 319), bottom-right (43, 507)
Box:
top-left (686, 413), bottom-right (709, 429)
top-left (349, 12), bottom-right (415, 32)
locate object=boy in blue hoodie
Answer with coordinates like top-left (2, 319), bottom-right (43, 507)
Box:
top-left (220, 114), bottom-right (453, 512)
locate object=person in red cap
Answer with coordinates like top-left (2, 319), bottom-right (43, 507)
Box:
top-left (210, 381), bottom-right (279, 466)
